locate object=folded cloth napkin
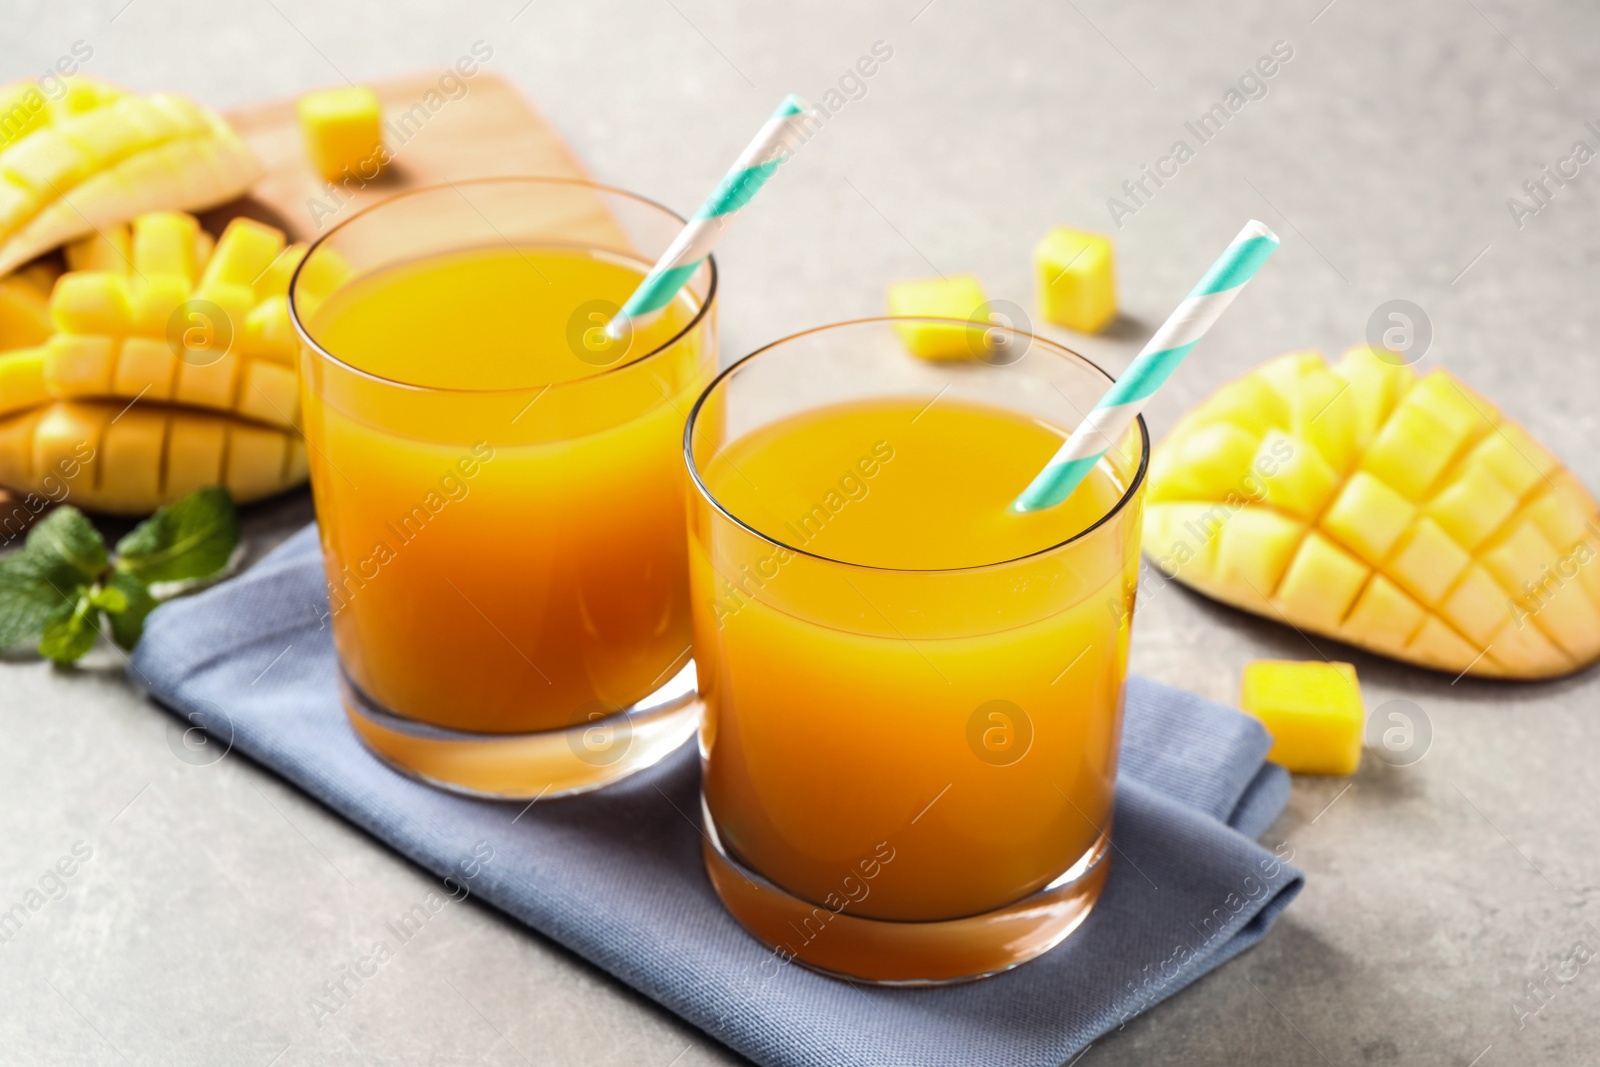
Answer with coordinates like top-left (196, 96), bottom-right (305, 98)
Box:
top-left (130, 525), bottom-right (1303, 1067)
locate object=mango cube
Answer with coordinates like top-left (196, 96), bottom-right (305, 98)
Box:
top-left (1239, 660), bottom-right (1364, 776)
top-left (297, 86), bottom-right (384, 182)
top-left (0, 270), bottom-right (53, 350)
top-left (1034, 226), bottom-right (1116, 333)
top-left (886, 274), bottom-right (989, 360)
top-left (132, 211), bottom-right (201, 282)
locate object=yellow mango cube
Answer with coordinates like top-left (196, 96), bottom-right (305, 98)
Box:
top-left (1387, 517), bottom-right (1471, 606)
top-left (0, 274), bottom-right (52, 350)
top-left (254, 243), bottom-right (307, 301)
top-left (1034, 226), bottom-right (1116, 333)
top-left (886, 274), bottom-right (989, 360)
top-left (240, 296), bottom-right (296, 364)
top-left (44, 334), bottom-right (118, 397)
top-left (129, 274), bottom-right (191, 335)
top-left (66, 223), bottom-right (132, 274)
top-left (132, 211), bottom-right (201, 282)
top-left (0, 347), bottom-right (50, 416)
top-left (1147, 422), bottom-right (1260, 503)
top-left (237, 360), bottom-right (299, 427)
top-left (1407, 371), bottom-right (1494, 438)
top-left (113, 337), bottom-right (178, 401)
top-left (1255, 430), bottom-right (1339, 521)
top-left (1276, 532), bottom-right (1372, 630)
top-left (200, 217), bottom-right (287, 292)
top-left (1322, 470), bottom-right (1416, 564)
top-left (1334, 345), bottom-right (1414, 447)
top-left (1341, 574), bottom-right (1426, 649)
top-left (1239, 659), bottom-right (1364, 776)
top-left (1425, 461), bottom-right (1519, 551)
top-left (50, 272), bottom-right (132, 335)
top-left (297, 86), bottom-right (384, 182)
top-left (163, 414), bottom-right (227, 499)
top-left (1467, 424), bottom-right (1553, 497)
top-left (1192, 375), bottom-right (1287, 438)
top-left (1290, 366), bottom-right (1360, 474)
top-left (1360, 400), bottom-right (1465, 501)
top-left (1214, 507), bottom-right (1304, 601)
top-left (98, 411), bottom-right (167, 513)
top-left (2, 129), bottom-right (93, 194)
top-left (225, 422), bottom-right (289, 500)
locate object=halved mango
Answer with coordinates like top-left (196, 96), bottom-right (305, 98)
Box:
top-left (1144, 346), bottom-right (1600, 679)
top-left (0, 78), bottom-right (261, 275)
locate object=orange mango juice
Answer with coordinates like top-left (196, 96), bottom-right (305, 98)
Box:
top-left (692, 397), bottom-right (1141, 922)
top-left (300, 244), bottom-right (710, 734)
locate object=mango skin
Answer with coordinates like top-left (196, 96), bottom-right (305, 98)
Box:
top-left (1144, 347), bottom-right (1600, 680)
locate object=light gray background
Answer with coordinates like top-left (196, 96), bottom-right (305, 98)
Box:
top-left (3, 0), bottom-right (1599, 1064)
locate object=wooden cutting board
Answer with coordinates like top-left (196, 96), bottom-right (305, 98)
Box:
top-left (209, 69), bottom-right (591, 240)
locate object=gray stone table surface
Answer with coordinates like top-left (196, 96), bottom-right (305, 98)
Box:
top-left (3, 0), bottom-right (1599, 1064)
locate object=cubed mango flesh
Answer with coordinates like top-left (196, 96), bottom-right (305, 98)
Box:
top-left (297, 86), bottom-right (384, 182)
top-left (1143, 346), bottom-right (1600, 679)
top-left (0, 77), bottom-right (260, 276)
top-left (46, 212), bottom-right (302, 429)
top-left (0, 398), bottom-right (303, 514)
top-left (1034, 226), bottom-right (1116, 333)
top-left (1239, 660), bottom-right (1364, 776)
top-left (886, 274), bottom-right (989, 360)
top-left (0, 210), bottom-right (318, 513)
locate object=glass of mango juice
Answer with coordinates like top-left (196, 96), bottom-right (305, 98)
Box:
top-left (685, 318), bottom-right (1149, 984)
top-left (289, 178), bottom-right (716, 798)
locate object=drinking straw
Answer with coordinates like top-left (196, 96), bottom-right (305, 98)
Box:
top-left (606, 95), bottom-right (809, 339)
top-left (1011, 220), bottom-right (1280, 513)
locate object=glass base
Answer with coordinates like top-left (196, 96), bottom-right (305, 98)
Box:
top-left (342, 662), bottom-right (701, 800)
top-left (701, 797), bottom-right (1111, 985)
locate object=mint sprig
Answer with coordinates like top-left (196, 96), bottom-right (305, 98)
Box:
top-left (0, 487), bottom-right (239, 664)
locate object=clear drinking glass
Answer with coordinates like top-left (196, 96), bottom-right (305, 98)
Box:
top-left (291, 177), bottom-right (716, 798)
top-left (684, 318), bottom-right (1148, 983)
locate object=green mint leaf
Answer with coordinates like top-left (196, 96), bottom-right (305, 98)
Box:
top-left (0, 551), bottom-right (83, 649)
top-left (25, 506), bottom-right (107, 584)
top-left (114, 487), bottom-right (239, 585)
top-left (38, 592), bottom-right (100, 664)
top-left (104, 571), bottom-right (157, 651)
top-left (89, 583), bottom-right (129, 614)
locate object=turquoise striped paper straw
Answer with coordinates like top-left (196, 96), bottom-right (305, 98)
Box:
top-left (1011, 220), bottom-right (1280, 513)
top-left (606, 95), bottom-right (808, 340)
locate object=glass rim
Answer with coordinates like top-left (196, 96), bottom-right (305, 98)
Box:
top-left (286, 175), bottom-right (718, 395)
top-left (683, 316), bottom-right (1151, 575)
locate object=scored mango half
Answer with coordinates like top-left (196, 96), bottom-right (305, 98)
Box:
top-left (1144, 347), bottom-right (1600, 679)
top-left (0, 77), bottom-right (261, 275)
top-left (0, 396), bottom-right (306, 515)
top-left (0, 210), bottom-right (349, 514)
top-left (38, 212), bottom-right (309, 430)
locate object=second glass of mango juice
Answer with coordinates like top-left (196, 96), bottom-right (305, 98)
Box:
top-left (289, 178), bottom-right (716, 798)
top-left (685, 318), bottom-right (1149, 984)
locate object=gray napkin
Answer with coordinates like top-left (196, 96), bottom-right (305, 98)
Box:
top-left (130, 524), bottom-right (1302, 1067)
